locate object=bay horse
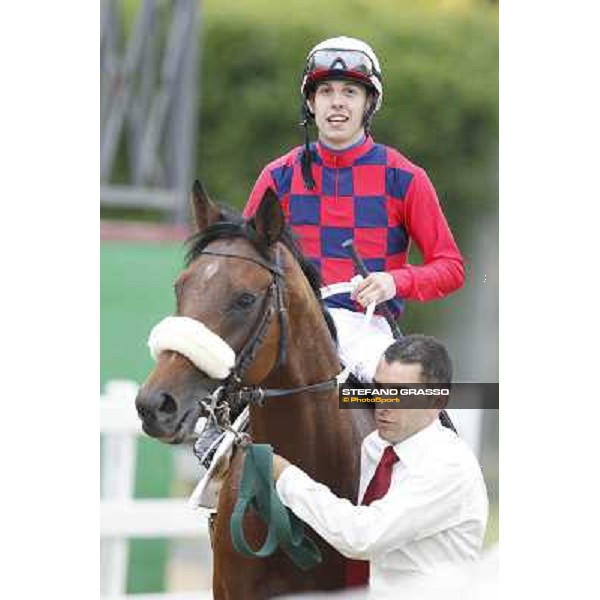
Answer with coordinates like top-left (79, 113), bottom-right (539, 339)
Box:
top-left (135, 182), bottom-right (375, 599)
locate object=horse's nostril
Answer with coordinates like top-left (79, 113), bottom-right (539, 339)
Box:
top-left (158, 392), bottom-right (177, 415)
top-left (137, 405), bottom-right (153, 421)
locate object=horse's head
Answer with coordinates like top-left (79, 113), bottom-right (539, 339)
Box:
top-left (135, 181), bottom-right (291, 443)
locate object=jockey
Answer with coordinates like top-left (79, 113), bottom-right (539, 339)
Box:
top-left (194, 36), bottom-right (465, 470)
top-left (244, 36), bottom-right (464, 382)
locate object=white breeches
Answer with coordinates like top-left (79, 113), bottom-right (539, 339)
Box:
top-left (329, 308), bottom-right (396, 383)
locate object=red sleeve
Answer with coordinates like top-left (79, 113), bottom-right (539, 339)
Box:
top-left (390, 169), bottom-right (465, 301)
top-left (243, 166), bottom-right (276, 219)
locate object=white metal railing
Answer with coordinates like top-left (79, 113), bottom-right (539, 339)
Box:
top-left (100, 380), bottom-right (212, 599)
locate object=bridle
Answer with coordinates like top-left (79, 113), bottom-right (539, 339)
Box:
top-left (195, 243), bottom-right (342, 431)
top-left (199, 247), bottom-right (289, 390)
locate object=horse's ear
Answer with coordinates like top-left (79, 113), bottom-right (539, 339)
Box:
top-left (191, 180), bottom-right (221, 232)
top-left (254, 188), bottom-right (285, 246)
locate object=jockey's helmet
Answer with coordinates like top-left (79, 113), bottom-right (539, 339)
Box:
top-left (300, 36), bottom-right (383, 115)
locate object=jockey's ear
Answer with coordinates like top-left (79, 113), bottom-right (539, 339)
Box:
top-left (191, 180), bottom-right (221, 232)
top-left (254, 188), bottom-right (285, 246)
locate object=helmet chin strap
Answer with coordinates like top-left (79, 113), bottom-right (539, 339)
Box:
top-left (300, 103), bottom-right (317, 190)
top-left (362, 93), bottom-right (377, 131)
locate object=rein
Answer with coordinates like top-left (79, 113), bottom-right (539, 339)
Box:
top-left (232, 377), bottom-right (340, 407)
top-left (230, 444), bottom-right (322, 570)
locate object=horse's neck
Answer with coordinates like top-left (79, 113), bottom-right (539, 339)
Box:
top-left (248, 281), bottom-right (363, 495)
top-left (269, 274), bottom-right (340, 389)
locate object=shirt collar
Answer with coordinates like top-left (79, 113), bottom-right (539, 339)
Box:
top-left (320, 134), bottom-right (366, 153)
top-left (315, 134), bottom-right (375, 167)
top-left (388, 418), bottom-right (444, 468)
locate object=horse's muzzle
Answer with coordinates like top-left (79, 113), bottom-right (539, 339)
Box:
top-left (135, 386), bottom-right (202, 443)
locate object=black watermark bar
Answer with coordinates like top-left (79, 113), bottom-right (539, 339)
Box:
top-left (338, 383), bottom-right (499, 409)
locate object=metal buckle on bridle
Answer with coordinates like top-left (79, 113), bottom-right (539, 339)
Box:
top-left (197, 385), bottom-right (253, 448)
top-left (238, 386), bottom-right (266, 407)
top-left (198, 385), bottom-right (228, 427)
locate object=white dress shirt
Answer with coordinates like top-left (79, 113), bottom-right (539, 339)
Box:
top-left (276, 419), bottom-right (489, 596)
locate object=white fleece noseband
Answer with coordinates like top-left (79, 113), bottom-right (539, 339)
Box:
top-left (148, 316), bottom-right (236, 380)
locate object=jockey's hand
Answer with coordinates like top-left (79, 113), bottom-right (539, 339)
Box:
top-left (273, 454), bottom-right (291, 481)
top-left (353, 272), bottom-right (396, 308)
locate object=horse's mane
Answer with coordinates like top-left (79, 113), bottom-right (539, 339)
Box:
top-left (185, 205), bottom-right (338, 343)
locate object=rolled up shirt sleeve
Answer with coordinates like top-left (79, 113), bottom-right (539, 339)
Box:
top-left (276, 464), bottom-right (468, 560)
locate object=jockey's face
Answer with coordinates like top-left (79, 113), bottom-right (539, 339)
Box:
top-left (373, 359), bottom-right (439, 444)
top-left (308, 80), bottom-right (368, 150)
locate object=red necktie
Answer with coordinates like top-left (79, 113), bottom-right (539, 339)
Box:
top-left (346, 445), bottom-right (399, 588)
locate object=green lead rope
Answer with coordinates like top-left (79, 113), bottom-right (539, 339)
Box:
top-left (230, 444), bottom-right (322, 571)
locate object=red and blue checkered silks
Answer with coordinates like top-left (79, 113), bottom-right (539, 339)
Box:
top-left (243, 136), bottom-right (464, 317)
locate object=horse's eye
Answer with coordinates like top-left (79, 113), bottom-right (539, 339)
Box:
top-left (235, 292), bottom-right (257, 310)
